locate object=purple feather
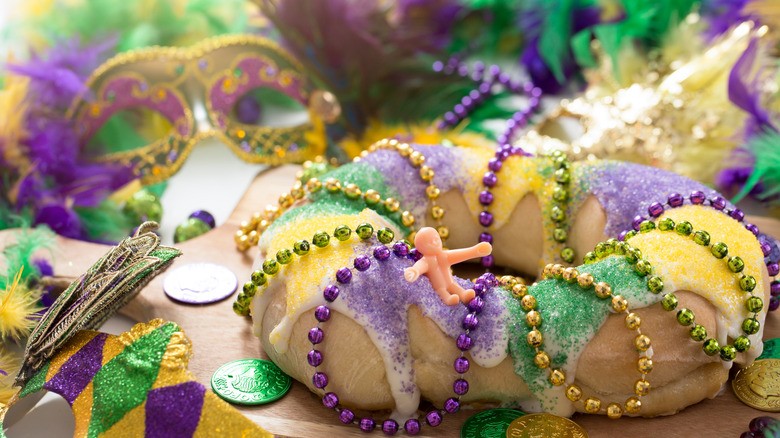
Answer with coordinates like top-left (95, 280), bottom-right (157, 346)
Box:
top-left (728, 37), bottom-right (773, 133)
top-left (701, 0), bottom-right (754, 42)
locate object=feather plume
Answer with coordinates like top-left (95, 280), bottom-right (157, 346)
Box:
top-left (0, 268), bottom-right (42, 341)
top-left (0, 347), bottom-right (22, 406)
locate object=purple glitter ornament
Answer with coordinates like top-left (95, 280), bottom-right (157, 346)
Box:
top-left (314, 305), bottom-right (331, 322)
top-left (323, 392), bottom-right (339, 409)
top-left (393, 242), bottom-right (409, 257)
top-left (482, 172), bottom-right (498, 187)
top-left (463, 313), bottom-right (478, 330)
top-left (690, 190), bottom-right (706, 204)
top-left (308, 327), bottom-right (324, 344)
top-left (354, 255), bottom-right (371, 271)
top-left (425, 411), bottom-right (442, 427)
top-left (647, 202), bottom-right (664, 218)
top-left (313, 372), bottom-right (328, 388)
top-left (404, 419), bottom-right (421, 435)
top-left (323, 285), bottom-right (340, 302)
top-left (374, 245), bottom-right (391, 260)
top-left (478, 211), bottom-right (494, 227)
top-left (667, 193), bottom-right (684, 207)
top-left (340, 409), bottom-right (355, 424)
top-left (456, 334), bottom-right (472, 351)
top-left (454, 378), bottom-right (469, 395)
top-left (336, 267), bottom-right (352, 284)
top-left (360, 417), bottom-right (376, 432)
top-left (467, 296), bottom-right (484, 313)
top-left (382, 420), bottom-right (399, 435)
top-left (444, 398), bottom-right (460, 414)
top-left (454, 357), bottom-right (470, 374)
top-left (711, 196), bottom-right (727, 210)
top-left (479, 190), bottom-right (494, 206)
top-left (479, 233), bottom-right (493, 244)
top-left (307, 350), bottom-right (323, 367)
top-left (188, 210), bottom-right (216, 229)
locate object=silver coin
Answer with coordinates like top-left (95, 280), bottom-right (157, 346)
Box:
top-left (163, 262), bottom-right (237, 304)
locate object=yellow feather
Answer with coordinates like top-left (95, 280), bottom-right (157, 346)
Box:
top-left (0, 268), bottom-right (42, 342)
top-left (0, 347), bottom-right (22, 406)
top-left (0, 74), bottom-right (32, 171)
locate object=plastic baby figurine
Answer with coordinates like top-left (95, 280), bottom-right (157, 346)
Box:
top-left (404, 227), bottom-right (493, 306)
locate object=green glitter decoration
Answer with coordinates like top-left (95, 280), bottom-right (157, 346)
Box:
top-left (88, 323), bottom-right (177, 436)
top-left (18, 362), bottom-right (50, 399)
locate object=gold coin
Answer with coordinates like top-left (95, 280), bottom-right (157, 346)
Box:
top-left (505, 413), bottom-right (588, 438)
top-left (732, 358), bottom-right (780, 412)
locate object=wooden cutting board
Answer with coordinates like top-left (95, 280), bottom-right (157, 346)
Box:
top-left (6, 164), bottom-right (779, 437)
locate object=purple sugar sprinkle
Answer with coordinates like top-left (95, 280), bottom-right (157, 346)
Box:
top-left (373, 246), bottom-right (391, 260)
top-left (632, 216), bottom-right (644, 231)
top-left (323, 392), bottom-right (339, 409)
top-left (690, 190), bottom-right (706, 204)
top-left (711, 197), bottom-right (727, 210)
top-left (480, 255), bottom-right (494, 268)
top-left (479, 190), bottom-right (494, 206)
top-left (314, 305), bottom-right (331, 322)
top-left (668, 193), bottom-right (684, 207)
top-left (479, 233), bottom-right (493, 244)
top-left (456, 334), bottom-right (472, 351)
top-left (323, 285), bottom-right (340, 301)
top-left (408, 248), bottom-right (423, 262)
top-left (382, 420), bottom-right (399, 435)
top-left (404, 419), bottom-right (421, 435)
top-left (478, 211), bottom-right (494, 227)
top-left (360, 417), bottom-right (376, 432)
top-left (454, 357), bottom-right (470, 373)
top-left (308, 327), bottom-right (324, 344)
top-left (340, 409), bottom-right (355, 424)
top-left (313, 372), bottom-right (328, 388)
top-left (648, 202), bottom-right (664, 218)
top-left (463, 314), bottom-right (479, 330)
top-left (354, 255), bottom-right (371, 271)
top-left (425, 411), bottom-right (442, 427)
top-left (336, 267), bottom-right (352, 284)
top-left (307, 350), bottom-right (323, 367)
top-left (453, 379), bottom-right (469, 395)
top-left (444, 398), bottom-right (460, 414)
top-left (467, 296), bottom-right (484, 313)
top-left (767, 262), bottom-right (779, 277)
top-left (482, 172), bottom-right (498, 187)
top-left (730, 209), bottom-right (745, 221)
top-left (393, 242), bottom-right (409, 257)
top-left (488, 158), bottom-right (502, 172)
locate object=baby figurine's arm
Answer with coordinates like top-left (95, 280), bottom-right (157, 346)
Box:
top-left (445, 242), bottom-right (492, 265)
top-left (404, 258), bottom-right (429, 283)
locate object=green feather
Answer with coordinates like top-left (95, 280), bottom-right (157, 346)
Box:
top-left (732, 127), bottom-right (780, 205)
top-left (0, 226), bottom-right (55, 290)
top-left (74, 201), bottom-right (134, 242)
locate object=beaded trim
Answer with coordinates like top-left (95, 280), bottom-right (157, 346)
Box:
top-left (606, 217), bottom-right (764, 359)
top-left (513, 264), bottom-right (648, 419)
top-left (478, 149), bottom-right (575, 269)
top-left (358, 139), bottom-right (448, 243)
top-left (304, 251), bottom-right (496, 434)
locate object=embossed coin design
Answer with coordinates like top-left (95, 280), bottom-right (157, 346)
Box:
top-left (757, 338), bottom-right (780, 361)
top-left (163, 262), bottom-right (237, 304)
top-left (461, 409), bottom-right (526, 438)
top-left (211, 359), bottom-right (292, 405)
top-left (505, 413), bottom-right (588, 438)
top-left (733, 358), bottom-right (780, 412)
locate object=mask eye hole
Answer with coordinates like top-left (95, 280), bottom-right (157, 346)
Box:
top-left (85, 107), bottom-right (175, 156)
top-left (228, 86), bottom-right (309, 128)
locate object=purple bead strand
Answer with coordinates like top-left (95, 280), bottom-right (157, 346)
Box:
top-left (307, 240), bottom-right (485, 434)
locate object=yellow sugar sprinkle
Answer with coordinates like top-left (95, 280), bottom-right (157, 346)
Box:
top-left (629, 206), bottom-right (766, 327)
top-left (264, 209), bottom-right (396, 320)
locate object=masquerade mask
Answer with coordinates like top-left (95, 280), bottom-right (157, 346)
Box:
top-left (68, 35), bottom-right (340, 185)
